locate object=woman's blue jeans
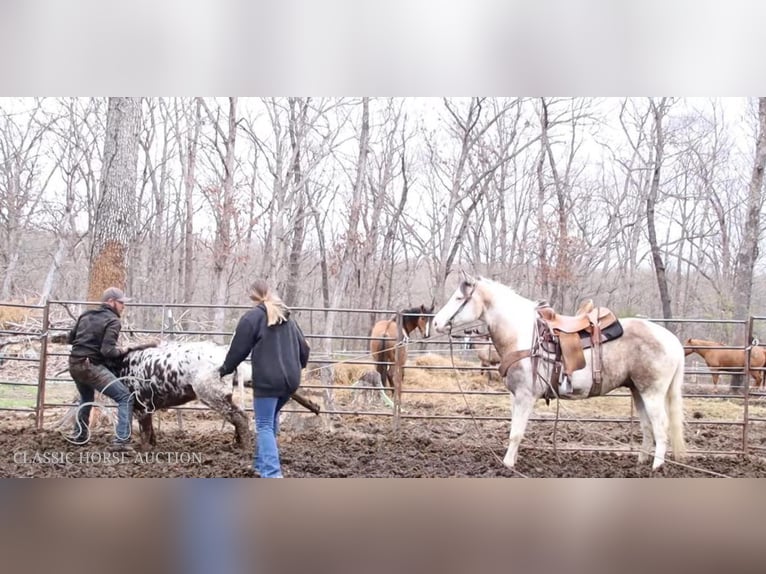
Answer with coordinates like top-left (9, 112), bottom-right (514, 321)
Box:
top-left (253, 395), bottom-right (289, 478)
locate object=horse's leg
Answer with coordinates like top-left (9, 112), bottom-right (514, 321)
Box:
top-left (388, 368), bottom-right (397, 396)
top-left (137, 413), bottom-right (155, 448)
top-left (629, 387), bottom-right (654, 465)
top-left (503, 387), bottom-right (536, 469)
top-left (194, 382), bottom-right (250, 449)
top-left (374, 358), bottom-right (390, 396)
top-left (639, 388), bottom-right (669, 470)
top-left (382, 363), bottom-right (395, 395)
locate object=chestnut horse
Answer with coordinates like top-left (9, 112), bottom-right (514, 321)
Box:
top-left (370, 304), bottom-right (433, 393)
top-left (474, 334), bottom-right (501, 376)
top-left (685, 338), bottom-right (765, 388)
top-left (432, 273), bottom-right (686, 471)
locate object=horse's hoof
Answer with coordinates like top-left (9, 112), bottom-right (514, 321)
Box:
top-left (502, 456), bottom-right (517, 470)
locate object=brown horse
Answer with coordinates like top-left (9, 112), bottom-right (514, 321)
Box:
top-left (370, 305), bottom-right (433, 392)
top-left (685, 338), bottom-right (766, 388)
top-left (474, 334), bottom-right (501, 375)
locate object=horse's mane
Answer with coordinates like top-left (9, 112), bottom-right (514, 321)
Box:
top-left (474, 276), bottom-right (534, 302)
top-left (475, 276), bottom-right (516, 293)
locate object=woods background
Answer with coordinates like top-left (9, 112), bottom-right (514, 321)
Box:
top-left (2, 97), bottom-right (766, 344)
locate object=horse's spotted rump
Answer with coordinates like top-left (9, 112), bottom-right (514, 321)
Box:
top-left (110, 342), bottom-right (251, 449)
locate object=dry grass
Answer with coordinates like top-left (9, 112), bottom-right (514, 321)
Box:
top-left (328, 362), bottom-right (370, 386)
top-left (0, 303), bottom-right (41, 330)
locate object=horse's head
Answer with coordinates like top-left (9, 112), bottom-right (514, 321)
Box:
top-left (419, 302), bottom-right (435, 338)
top-left (432, 272), bottom-right (484, 334)
top-left (402, 304), bottom-right (434, 338)
top-left (684, 338), bottom-right (720, 356)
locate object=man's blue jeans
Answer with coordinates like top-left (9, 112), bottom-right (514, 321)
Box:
top-left (253, 395), bottom-right (289, 478)
top-left (69, 358), bottom-right (134, 443)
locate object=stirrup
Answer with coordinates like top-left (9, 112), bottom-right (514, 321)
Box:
top-left (558, 375), bottom-right (573, 395)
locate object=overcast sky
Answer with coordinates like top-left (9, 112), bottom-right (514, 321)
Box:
top-left (2, 1), bottom-right (766, 94)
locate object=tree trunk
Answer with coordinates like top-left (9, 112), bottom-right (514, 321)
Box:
top-left (87, 97), bottom-right (142, 302)
top-left (733, 97), bottom-right (766, 318)
top-left (283, 98), bottom-right (308, 306)
top-left (646, 98), bottom-right (674, 325)
top-left (209, 97), bottom-right (237, 339)
top-left (323, 98), bottom-right (370, 410)
top-left (182, 99), bottom-right (201, 325)
top-left (731, 98), bottom-right (766, 390)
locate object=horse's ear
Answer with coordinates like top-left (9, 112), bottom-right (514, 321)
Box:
top-left (460, 269), bottom-right (476, 286)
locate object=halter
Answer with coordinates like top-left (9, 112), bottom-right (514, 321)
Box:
top-left (443, 282), bottom-right (476, 332)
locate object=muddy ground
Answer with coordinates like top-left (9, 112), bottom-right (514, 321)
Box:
top-left (1, 409), bottom-right (765, 478)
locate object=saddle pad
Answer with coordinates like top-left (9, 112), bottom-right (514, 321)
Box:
top-left (541, 318), bottom-right (624, 355)
top-left (578, 318), bottom-right (624, 348)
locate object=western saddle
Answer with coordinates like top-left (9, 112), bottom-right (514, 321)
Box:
top-left (536, 299), bottom-right (618, 397)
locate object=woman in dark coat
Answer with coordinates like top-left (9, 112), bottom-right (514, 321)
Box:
top-left (219, 280), bottom-right (310, 478)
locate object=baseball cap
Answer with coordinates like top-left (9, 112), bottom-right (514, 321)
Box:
top-left (101, 287), bottom-right (132, 303)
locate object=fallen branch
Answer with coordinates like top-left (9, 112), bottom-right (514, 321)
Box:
top-left (0, 333), bottom-right (45, 349)
top-left (291, 392), bottom-right (321, 415)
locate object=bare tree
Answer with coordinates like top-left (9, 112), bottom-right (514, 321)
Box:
top-left (173, 98), bottom-right (202, 313)
top-left (733, 97), bottom-right (766, 320)
top-left (199, 97), bottom-right (238, 336)
top-left (282, 98), bottom-right (310, 306)
top-left (645, 98), bottom-right (674, 323)
top-left (5, 97), bottom-right (766, 347)
top-left (38, 98), bottom-right (101, 302)
top-left (0, 99), bottom-right (59, 299)
top-left (426, 98), bottom-right (533, 301)
top-left (322, 97), bottom-right (370, 408)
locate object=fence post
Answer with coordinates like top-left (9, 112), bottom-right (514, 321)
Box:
top-left (743, 316), bottom-right (754, 455)
top-left (392, 311), bottom-right (403, 431)
top-left (35, 300), bottom-right (51, 430)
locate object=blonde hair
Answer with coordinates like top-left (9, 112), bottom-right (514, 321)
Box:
top-left (249, 279), bottom-right (288, 326)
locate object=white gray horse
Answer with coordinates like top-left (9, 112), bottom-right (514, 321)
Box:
top-left (432, 273), bottom-right (686, 471)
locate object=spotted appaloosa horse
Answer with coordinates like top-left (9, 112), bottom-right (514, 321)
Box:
top-left (369, 304), bottom-right (433, 392)
top-left (432, 273), bottom-right (687, 471)
top-left (109, 341), bottom-right (251, 448)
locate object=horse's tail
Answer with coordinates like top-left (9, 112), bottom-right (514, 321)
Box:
top-left (667, 352), bottom-right (687, 461)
